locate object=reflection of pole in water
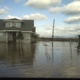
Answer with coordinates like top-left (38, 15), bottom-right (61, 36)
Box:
top-left (70, 40), bottom-right (72, 59)
top-left (45, 42), bottom-right (48, 56)
top-left (45, 42), bottom-right (48, 53)
top-left (44, 41), bottom-right (52, 62)
top-left (44, 42), bottom-right (50, 61)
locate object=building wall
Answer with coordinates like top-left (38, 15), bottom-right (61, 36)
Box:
top-left (0, 32), bottom-right (31, 43)
top-left (16, 32), bottom-right (31, 43)
top-left (0, 32), bottom-right (8, 42)
top-left (22, 32), bottom-right (31, 43)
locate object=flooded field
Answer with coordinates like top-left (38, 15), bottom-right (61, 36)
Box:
top-left (0, 41), bottom-right (80, 78)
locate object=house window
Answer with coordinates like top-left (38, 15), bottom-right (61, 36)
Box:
top-left (5, 22), bottom-right (10, 27)
top-left (5, 22), bottom-right (21, 28)
top-left (10, 23), bottom-right (13, 27)
top-left (12, 22), bottom-right (15, 27)
top-left (16, 22), bottom-right (21, 28)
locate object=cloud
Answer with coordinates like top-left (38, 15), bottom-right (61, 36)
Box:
top-left (64, 15), bottom-right (80, 24)
top-left (5, 15), bottom-right (20, 19)
top-left (49, 0), bottom-right (80, 15)
top-left (22, 13), bottom-right (47, 20)
top-left (49, 7), bottom-right (62, 13)
top-left (24, 0), bottom-right (61, 9)
top-left (63, 1), bottom-right (80, 15)
top-left (4, 13), bottom-right (47, 20)
top-left (0, 6), bottom-right (9, 15)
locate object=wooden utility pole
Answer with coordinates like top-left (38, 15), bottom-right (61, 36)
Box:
top-left (52, 19), bottom-right (55, 47)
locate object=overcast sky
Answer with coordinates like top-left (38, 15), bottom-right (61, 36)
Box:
top-left (0, 0), bottom-right (80, 38)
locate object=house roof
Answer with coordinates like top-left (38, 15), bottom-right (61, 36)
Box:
top-left (9, 18), bottom-right (19, 20)
top-left (3, 18), bottom-right (23, 22)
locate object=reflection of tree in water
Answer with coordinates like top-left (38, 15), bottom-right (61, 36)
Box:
top-left (0, 42), bottom-right (36, 65)
top-left (77, 35), bottom-right (80, 56)
top-left (77, 43), bottom-right (80, 56)
top-left (77, 47), bottom-right (80, 56)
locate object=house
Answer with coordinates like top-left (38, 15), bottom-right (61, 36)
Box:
top-left (0, 18), bottom-right (36, 43)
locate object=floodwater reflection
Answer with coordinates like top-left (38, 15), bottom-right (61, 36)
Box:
top-left (0, 42), bottom-right (36, 65)
top-left (0, 41), bottom-right (80, 77)
top-left (0, 42), bottom-right (36, 77)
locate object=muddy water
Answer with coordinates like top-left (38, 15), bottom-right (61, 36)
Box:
top-left (0, 41), bottom-right (80, 78)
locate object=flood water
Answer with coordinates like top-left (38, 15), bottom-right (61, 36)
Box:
top-left (0, 41), bottom-right (80, 78)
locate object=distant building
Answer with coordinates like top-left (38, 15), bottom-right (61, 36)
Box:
top-left (0, 18), bottom-right (36, 43)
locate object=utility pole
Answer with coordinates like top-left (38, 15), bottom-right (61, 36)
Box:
top-left (52, 19), bottom-right (55, 47)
